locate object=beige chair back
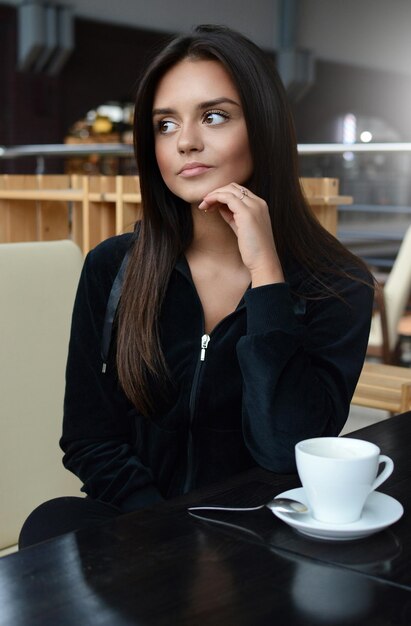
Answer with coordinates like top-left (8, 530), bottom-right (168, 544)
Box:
top-left (0, 240), bottom-right (83, 553)
top-left (368, 224), bottom-right (411, 355)
top-left (384, 225), bottom-right (411, 350)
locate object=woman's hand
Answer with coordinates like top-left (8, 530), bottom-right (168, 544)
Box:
top-left (198, 182), bottom-right (284, 287)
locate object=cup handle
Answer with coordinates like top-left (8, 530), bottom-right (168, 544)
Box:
top-left (371, 455), bottom-right (394, 491)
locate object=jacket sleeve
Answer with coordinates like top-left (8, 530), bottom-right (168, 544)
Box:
top-left (60, 240), bottom-right (164, 512)
top-left (236, 273), bottom-right (374, 473)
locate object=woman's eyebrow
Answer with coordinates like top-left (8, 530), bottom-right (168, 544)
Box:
top-left (152, 97), bottom-right (240, 117)
top-left (197, 97), bottom-right (240, 109)
top-left (152, 107), bottom-right (175, 117)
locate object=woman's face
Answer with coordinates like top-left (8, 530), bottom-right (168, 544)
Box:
top-left (152, 58), bottom-right (253, 206)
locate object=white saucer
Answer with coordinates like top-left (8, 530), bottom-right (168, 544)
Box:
top-left (272, 487), bottom-right (404, 541)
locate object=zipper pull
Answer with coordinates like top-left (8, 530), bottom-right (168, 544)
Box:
top-left (200, 334), bottom-right (210, 361)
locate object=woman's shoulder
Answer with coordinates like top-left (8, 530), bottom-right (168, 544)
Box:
top-left (82, 233), bottom-right (135, 295)
top-left (88, 233), bottom-right (134, 265)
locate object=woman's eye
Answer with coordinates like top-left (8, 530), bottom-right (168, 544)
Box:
top-left (203, 111), bottom-right (229, 125)
top-left (158, 120), bottom-right (178, 134)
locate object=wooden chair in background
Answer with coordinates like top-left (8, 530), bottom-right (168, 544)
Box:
top-left (352, 361), bottom-right (411, 415)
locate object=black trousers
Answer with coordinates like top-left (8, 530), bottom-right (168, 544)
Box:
top-left (18, 497), bottom-right (123, 549)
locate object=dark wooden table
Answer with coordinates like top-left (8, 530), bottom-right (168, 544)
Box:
top-left (1, 413), bottom-right (411, 625)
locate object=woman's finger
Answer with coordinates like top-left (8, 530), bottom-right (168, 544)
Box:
top-left (198, 182), bottom-right (255, 210)
top-left (231, 183), bottom-right (254, 201)
top-left (199, 189), bottom-right (252, 212)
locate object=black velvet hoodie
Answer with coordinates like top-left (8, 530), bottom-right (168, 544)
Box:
top-left (60, 233), bottom-right (373, 512)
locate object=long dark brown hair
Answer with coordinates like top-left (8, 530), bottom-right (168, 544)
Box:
top-left (116, 24), bottom-right (372, 416)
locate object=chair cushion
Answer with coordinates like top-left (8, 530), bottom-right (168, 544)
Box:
top-left (0, 240), bottom-right (84, 550)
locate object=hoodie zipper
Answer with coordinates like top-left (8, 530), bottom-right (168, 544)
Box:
top-left (182, 333), bottom-right (210, 493)
top-left (177, 257), bottom-right (247, 496)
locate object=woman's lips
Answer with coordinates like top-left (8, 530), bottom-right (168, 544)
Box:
top-left (178, 163), bottom-right (212, 178)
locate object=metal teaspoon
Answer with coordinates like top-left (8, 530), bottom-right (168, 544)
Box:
top-left (188, 497), bottom-right (308, 515)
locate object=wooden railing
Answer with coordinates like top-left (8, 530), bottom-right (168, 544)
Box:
top-left (0, 175), bottom-right (351, 254)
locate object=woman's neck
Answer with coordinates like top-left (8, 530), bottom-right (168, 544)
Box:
top-left (186, 205), bottom-right (252, 333)
top-left (188, 205), bottom-right (242, 261)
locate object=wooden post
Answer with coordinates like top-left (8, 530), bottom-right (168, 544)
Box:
top-left (300, 178), bottom-right (352, 236)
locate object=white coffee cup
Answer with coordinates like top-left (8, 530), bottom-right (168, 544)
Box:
top-left (295, 437), bottom-right (394, 524)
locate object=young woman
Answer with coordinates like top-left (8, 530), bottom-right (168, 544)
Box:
top-left (19, 25), bottom-right (373, 547)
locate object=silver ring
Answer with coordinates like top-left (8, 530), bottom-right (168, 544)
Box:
top-left (239, 187), bottom-right (248, 200)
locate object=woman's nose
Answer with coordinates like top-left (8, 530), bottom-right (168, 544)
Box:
top-left (177, 123), bottom-right (204, 154)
